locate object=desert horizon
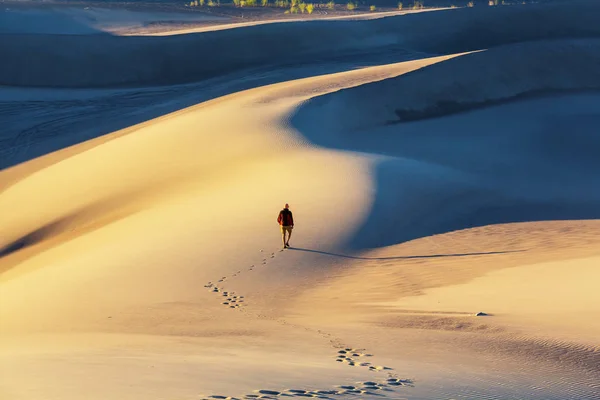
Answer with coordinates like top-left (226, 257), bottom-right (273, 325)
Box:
top-left (1, 1), bottom-right (599, 399)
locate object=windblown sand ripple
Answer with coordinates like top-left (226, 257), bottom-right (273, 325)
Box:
top-left (1, 2), bottom-right (599, 399)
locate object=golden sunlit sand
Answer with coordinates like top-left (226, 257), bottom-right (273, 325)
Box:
top-left (1, 1), bottom-right (599, 399)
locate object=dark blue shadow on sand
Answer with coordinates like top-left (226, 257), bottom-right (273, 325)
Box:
top-left (289, 247), bottom-right (525, 260)
top-left (289, 86), bottom-right (600, 250)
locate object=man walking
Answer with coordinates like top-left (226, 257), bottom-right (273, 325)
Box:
top-left (277, 203), bottom-right (294, 249)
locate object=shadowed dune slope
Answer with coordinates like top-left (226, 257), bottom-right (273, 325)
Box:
top-left (1, 6), bottom-right (600, 399)
top-left (0, 9), bottom-right (105, 35)
top-left (0, 7), bottom-right (228, 35)
top-left (291, 39), bottom-right (600, 132)
top-left (290, 39), bottom-right (600, 249)
top-left (2, 0), bottom-right (600, 87)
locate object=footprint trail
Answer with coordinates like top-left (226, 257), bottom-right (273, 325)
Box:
top-left (204, 249), bottom-right (281, 311)
top-left (202, 248), bottom-right (413, 399)
top-left (202, 378), bottom-right (414, 400)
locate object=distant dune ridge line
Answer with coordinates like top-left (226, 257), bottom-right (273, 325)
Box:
top-left (291, 39), bottom-right (600, 132)
top-left (1, 1), bottom-right (600, 88)
top-left (391, 40), bottom-right (600, 122)
top-left (1, 2), bottom-right (600, 399)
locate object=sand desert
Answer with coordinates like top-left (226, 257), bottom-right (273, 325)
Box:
top-left (1, 1), bottom-right (599, 399)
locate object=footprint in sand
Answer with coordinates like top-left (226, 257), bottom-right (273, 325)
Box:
top-left (204, 374), bottom-right (414, 399)
top-left (203, 343), bottom-right (411, 399)
top-left (204, 378), bottom-right (414, 400)
top-left (201, 357), bottom-right (413, 399)
top-left (202, 250), bottom-right (414, 400)
top-left (257, 390), bottom-right (281, 396)
top-left (205, 278), bottom-right (248, 311)
top-left (334, 348), bottom-right (394, 373)
top-left (206, 247), bottom-right (275, 310)
top-left (369, 365), bottom-right (391, 371)
top-left (387, 378), bottom-right (412, 386)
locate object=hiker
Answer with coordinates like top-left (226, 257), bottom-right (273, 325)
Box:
top-left (277, 203), bottom-right (294, 248)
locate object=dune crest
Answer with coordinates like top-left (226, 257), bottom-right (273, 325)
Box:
top-left (2, 1), bottom-right (600, 87)
top-left (2, 2), bottom-right (600, 399)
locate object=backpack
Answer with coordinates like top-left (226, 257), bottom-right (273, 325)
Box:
top-left (279, 209), bottom-right (293, 226)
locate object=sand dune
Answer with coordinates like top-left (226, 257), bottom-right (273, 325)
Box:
top-left (139, 10), bottom-right (425, 36)
top-left (293, 39), bottom-right (600, 130)
top-left (2, 1), bottom-right (600, 87)
top-left (293, 95), bottom-right (600, 248)
top-left (1, 2), bottom-right (600, 400)
top-left (0, 6), bottom-right (228, 35)
top-left (0, 4), bottom-right (428, 37)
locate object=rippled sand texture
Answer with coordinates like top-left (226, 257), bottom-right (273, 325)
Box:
top-left (1, 1), bottom-right (599, 400)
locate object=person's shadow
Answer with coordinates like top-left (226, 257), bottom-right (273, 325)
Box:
top-left (289, 247), bottom-right (525, 260)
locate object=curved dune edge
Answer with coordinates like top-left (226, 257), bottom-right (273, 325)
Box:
top-left (1, 55), bottom-right (414, 398)
top-left (2, 5), bottom-right (600, 400)
top-left (0, 113), bottom-right (151, 195)
top-left (391, 39), bottom-right (600, 122)
top-left (0, 84), bottom-right (235, 194)
top-left (3, 1), bottom-right (600, 88)
top-left (2, 51), bottom-right (600, 399)
top-left (0, 53), bottom-right (458, 264)
top-left (0, 6), bottom-right (433, 37)
top-left (136, 9), bottom-right (434, 36)
top-left (0, 6), bottom-right (229, 36)
top-left (291, 39), bottom-right (600, 132)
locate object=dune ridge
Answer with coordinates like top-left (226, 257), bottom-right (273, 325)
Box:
top-left (0, 6), bottom-right (228, 35)
top-left (2, 1), bottom-right (600, 88)
top-left (291, 39), bottom-right (600, 131)
top-left (2, 2), bottom-right (600, 400)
